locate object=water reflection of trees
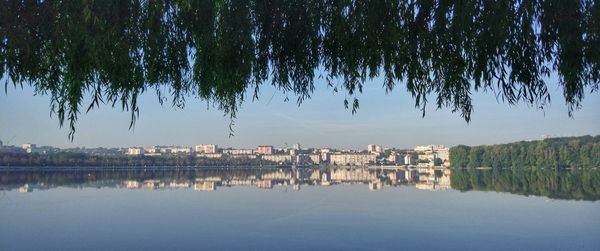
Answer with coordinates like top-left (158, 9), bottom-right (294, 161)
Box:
top-left (4, 168), bottom-right (598, 201)
top-left (451, 169), bottom-right (600, 201)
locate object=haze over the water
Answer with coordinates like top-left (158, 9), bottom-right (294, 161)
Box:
top-left (1, 76), bottom-right (598, 149)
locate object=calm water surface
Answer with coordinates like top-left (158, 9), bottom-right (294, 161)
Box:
top-left (0, 168), bottom-right (599, 251)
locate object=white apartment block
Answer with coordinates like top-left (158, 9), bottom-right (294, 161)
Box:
top-left (151, 146), bottom-right (192, 154)
top-left (222, 149), bottom-right (255, 155)
top-left (169, 147), bottom-right (193, 154)
top-left (196, 153), bottom-right (223, 158)
top-left (414, 144), bottom-right (447, 152)
top-left (329, 153), bottom-right (377, 166)
top-left (195, 144), bottom-right (218, 154)
top-left (261, 154), bottom-right (292, 163)
top-left (127, 147), bottom-right (144, 155)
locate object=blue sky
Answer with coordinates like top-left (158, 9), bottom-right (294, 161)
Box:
top-left (1, 75), bottom-right (598, 149)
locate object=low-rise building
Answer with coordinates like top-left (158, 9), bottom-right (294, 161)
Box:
top-left (257, 145), bottom-right (273, 155)
top-left (197, 153), bottom-right (223, 158)
top-left (169, 147), bottom-right (192, 154)
top-left (329, 153), bottom-right (376, 166)
top-left (414, 145), bottom-right (433, 152)
top-left (414, 145), bottom-right (449, 161)
top-left (222, 149), bottom-right (255, 155)
top-left (127, 147), bottom-right (144, 155)
top-left (261, 154), bottom-right (292, 164)
top-left (230, 154), bottom-right (257, 159)
top-left (159, 147), bottom-right (172, 154)
top-left (195, 144), bottom-right (218, 154)
top-left (21, 143), bottom-right (39, 153)
top-left (149, 146), bottom-right (192, 154)
top-left (144, 147), bottom-right (161, 155)
top-left (22, 143), bottom-right (36, 150)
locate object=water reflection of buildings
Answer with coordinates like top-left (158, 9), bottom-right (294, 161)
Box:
top-left (6, 167), bottom-right (452, 193)
top-left (415, 168), bottom-right (452, 191)
top-left (19, 184), bottom-right (33, 193)
top-left (115, 167), bottom-right (451, 192)
top-left (194, 181), bottom-right (216, 191)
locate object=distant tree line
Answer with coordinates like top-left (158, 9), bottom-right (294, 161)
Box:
top-left (0, 152), bottom-right (279, 167)
top-left (449, 135), bottom-right (600, 168)
top-left (451, 168), bottom-right (600, 201)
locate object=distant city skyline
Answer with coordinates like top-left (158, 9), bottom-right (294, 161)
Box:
top-left (1, 75), bottom-right (599, 149)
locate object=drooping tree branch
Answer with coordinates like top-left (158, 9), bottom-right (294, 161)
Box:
top-left (0, 0), bottom-right (598, 140)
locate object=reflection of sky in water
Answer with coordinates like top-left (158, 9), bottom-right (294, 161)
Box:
top-left (1, 182), bottom-right (599, 250)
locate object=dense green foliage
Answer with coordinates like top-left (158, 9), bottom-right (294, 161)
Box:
top-left (1, 0), bottom-right (598, 138)
top-left (451, 168), bottom-right (600, 201)
top-left (449, 135), bottom-right (600, 168)
top-left (0, 152), bottom-right (279, 167)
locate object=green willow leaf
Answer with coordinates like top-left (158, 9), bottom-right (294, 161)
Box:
top-left (0, 0), bottom-right (597, 140)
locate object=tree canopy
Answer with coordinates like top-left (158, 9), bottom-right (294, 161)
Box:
top-left (1, 0), bottom-right (598, 138)
top-left (449, 135), bottom-right (600, 169)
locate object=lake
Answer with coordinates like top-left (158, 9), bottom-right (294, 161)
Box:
top-left (1, 167), bottom-right (599, 250)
